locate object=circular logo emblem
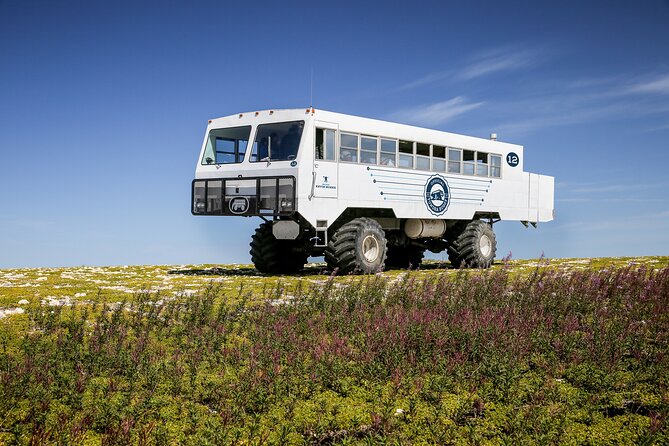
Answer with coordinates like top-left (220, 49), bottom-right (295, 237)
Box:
top-left (506, 152), bottom-right (519, 167)
top-left (229, 197), bottom-right (250, 214)
top-left (424, 175), bottom-right (450, 216)
top-left (290, 160), bottom-right (297, 167)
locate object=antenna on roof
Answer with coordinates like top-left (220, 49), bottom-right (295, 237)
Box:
top-left (310, 67), bottom-right (314, 109)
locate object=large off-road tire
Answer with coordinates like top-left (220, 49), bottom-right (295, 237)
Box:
top-left (325, 217), bottom-right (387, 274)
top-left (447, 220), bottom-right (497, 269)
top-left (249, 222), bottom-right (308, 274)
top-left (385, 245), bottom-right (425, 270)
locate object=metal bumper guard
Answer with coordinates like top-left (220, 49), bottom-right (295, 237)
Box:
top-left (191, 176), bottom-right (296, 216)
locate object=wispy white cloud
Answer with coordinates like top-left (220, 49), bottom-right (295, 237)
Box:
top-left (493, 100), bottom-right (629, 135)
top-left (1, 219), bottom-right (57, 230)
top-left (389, 97), bottom-right (484, 126)
top-left (492, 74), bottom-right (669, 137)
top-left (457, 47), bottom-right (539, 80)
top-left (567, 76), bottom-right (624, 89)
top-left (556, 181), bottom-right (667, 203)
top-left (557, 197), bottom-right (665, 204)
top-left (400, 72), bottom-right (451, 91)
top-left (565, 182), bottom-right (661, 194)
top-left (399, 46), bottom-right (541, 90)
top-left (626, 74), bottom-right (669, 95)
top-left (552, 210), bottom-right (669, 233)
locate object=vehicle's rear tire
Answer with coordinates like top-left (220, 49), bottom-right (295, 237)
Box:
top-left (447, 220), bottom-right (497, 268)
top-left (249, 222), bottom-right (308, 274)
top-left (385, 245), bottom-right (425, 270)
top-left (325, 217), bottom-right (387, 274)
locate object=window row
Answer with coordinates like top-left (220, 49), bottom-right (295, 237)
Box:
top-left (316, 129), bottom-right (501, 178)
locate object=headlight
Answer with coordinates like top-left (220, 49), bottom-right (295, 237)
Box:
top-left (195, 201), bottom-right (206, 212)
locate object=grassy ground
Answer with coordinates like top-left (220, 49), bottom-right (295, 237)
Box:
top-left (1, 256), bottom-right (668, 445)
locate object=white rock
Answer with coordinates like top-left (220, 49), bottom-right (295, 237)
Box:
top-left (18, 299), bottom-right (29, 305)
top-left (0, 307), bottom-right (25, 319)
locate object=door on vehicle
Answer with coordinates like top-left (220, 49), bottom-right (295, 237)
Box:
top-left (313, 122), bottom-right (338, 198)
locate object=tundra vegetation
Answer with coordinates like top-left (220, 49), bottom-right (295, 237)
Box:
top-left (0, 257), bottom-right (668, 445)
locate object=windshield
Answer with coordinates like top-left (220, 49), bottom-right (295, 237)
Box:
top-left (250, 121), bottom-right (304, 162)
top-left (201, 126), bottom-right (251, 165)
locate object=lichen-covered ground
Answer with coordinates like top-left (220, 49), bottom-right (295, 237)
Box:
top-left (1, 257), bottom-right (668, 445)
top-left (2, 257), bottom-right (667, 317)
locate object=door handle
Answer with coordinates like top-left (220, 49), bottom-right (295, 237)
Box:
top-left (308, 171), bottom-right (316, 200)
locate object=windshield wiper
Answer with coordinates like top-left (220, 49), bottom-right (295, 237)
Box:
top-left (263, 136), bottom-right (273, 166)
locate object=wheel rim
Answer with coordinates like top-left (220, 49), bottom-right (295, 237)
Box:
top-left (361, 235), bottom-right (380, 263)
top-left (479, 234), bottom-right (492, 257)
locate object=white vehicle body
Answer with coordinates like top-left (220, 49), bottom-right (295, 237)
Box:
top-left (192, 108), bottom-right (554, 271)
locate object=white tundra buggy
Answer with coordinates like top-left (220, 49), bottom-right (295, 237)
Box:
top-left (192, 108), bottom-right (554, 274)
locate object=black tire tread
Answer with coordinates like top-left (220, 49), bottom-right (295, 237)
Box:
top-left (447, 220), bottom-right (497, 269)
top-left (249, 222), bottom-right (308, 274)
top-left (325, 217), bottom-right (387, 274)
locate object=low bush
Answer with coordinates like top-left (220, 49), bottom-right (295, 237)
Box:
top-left (1, 265), bottom-right (667, 444)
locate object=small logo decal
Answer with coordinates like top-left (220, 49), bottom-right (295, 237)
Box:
top-left (425, 175), bottom-right (450, 216)
top-left (506, 152), bottom-right (519, 167)
top-left (229, 197), bottom-right (249, 214)
top-left (290, 160), bottom-right (297, 167)
top-left (323, 175), bottom-right (329, 183)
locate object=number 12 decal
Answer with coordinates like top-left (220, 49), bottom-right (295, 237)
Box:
top-left (506, 152), bottom-right (519, 167)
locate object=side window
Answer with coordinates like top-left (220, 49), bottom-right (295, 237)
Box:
top-left (360, 136), bottom-right (378, 165)
top-left (416, 143), bottom-right (430, 171)
top-left (463, 150), bottom-right (476, 175)
top-left (476, 152), bottom-right (489, 176)
top-left (399, 140), bottom-right (414, 168)
top-left (448, 148), bottom-right (462, 173)
top-left (325, 129), bottom-right (335, 161)
top-left (432, 145), bottom-right (446, 172)
top-left (315, 128), bottom-right (335, 161)
top-left (380, 138), bottom-right (397, 166)
top-left (340, 133), bottom-right (358, 162)
top-left (490, 155), bottom-right (501, 177)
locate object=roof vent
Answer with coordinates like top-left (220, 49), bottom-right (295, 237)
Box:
top-left (490, 133), bottom-right (498, 141)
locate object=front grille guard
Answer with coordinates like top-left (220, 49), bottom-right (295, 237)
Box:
top-left (191, 176), bottom-right (296, 217)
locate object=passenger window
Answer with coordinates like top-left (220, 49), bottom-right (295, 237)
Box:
top-left (490, 155), bottom-right (501, 177)
top-left (476, 152), bottom-right (488, 176)
top-left (380, 138), bottom-right (397, 166)
top-left (432, 145), bottom-right (446, 172)
top-left (416, 156), bottom-right (430, 170)
top-left (340, 133), bottom-right (358, 162)
top-left (360, 136), bottom-right (377, 165)
top-left (399, 140), bottom-right (414, 168)
top-left (448, 148), bottom-right (461, 173)
top-left (416, 143), bottom-right (430, 171)
top-left (463, 150), bottom-right (475, 175)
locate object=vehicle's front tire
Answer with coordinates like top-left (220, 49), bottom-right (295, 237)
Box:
top-left (447, 220), bottom-right (497, 268)
top-left (249, 222), bottom-right (308, 274)
top-left (325, 217), bottom-right (387, 274)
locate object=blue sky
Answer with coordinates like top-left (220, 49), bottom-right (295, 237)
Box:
top-left (1, 0), bottom-right (668, 268)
